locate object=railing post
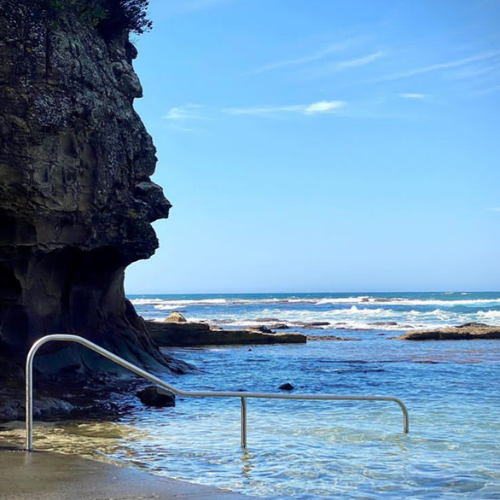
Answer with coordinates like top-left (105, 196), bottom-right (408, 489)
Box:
top-left (25, 343), bottom-right (35, 451)
top-left (400, 400), bottom-right (409, 434)
top-left (241, 397), bottom-right (247, 449)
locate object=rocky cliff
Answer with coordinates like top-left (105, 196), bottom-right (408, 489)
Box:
top-left (0, 0), bottom-right (186, 382)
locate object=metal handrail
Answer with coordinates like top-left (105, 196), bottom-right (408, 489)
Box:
top-left (26, 334), bottom-right (409, 451)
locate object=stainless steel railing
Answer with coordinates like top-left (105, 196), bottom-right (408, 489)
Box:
top-left (26, 334), bottom-right (409, 451)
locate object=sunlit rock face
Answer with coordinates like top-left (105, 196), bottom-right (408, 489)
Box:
top-left (0, 0), bottom-right (181, 373)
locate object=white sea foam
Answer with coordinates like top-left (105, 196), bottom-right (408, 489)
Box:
top-left (315, 297), bottom-right (500, 307)
top-left (130, 298), bottom-right (171, 305)
top-left (177, 305), bottom-right (490, 332)
top-left (315, 297), bottom-right (370, 305)
top-left (131, 296), bottom-right (500, 310)
top-left (131, 294), bottom-right (500, 331)
top-left (154, 304), bottom-right (186, 310)
top-left (131, 298), bottom-right (230, 308)
top-left (477, 310), bottom-right (500, 321)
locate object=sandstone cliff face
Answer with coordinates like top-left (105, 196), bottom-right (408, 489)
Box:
top-left (0, 1), bottom-right (183, 374)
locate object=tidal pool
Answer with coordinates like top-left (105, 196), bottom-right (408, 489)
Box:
top-left (2, 336), bottom-right (500, 499)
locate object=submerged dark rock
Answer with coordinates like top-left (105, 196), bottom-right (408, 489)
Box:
top-left (0, 0), bottom-right (189, 406)
top-left (268, 323), bottom-right (289, 330)
top-left (307, 335), bottom-right (359, 341)
top-left (247, 325), bottom-right (274, 333)
top-left (292, 321), bottom-right (331, 329)
top-left (279, 383), bottom-right (294, 391)
top-left (137, 386), bottom-right (176, 408)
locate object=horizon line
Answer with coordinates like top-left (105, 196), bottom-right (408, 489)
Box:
top-left (125, 289), bottom-right (500, 295)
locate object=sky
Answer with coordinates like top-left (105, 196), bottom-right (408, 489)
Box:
top-left (125, 0), bottom-right (500, 294)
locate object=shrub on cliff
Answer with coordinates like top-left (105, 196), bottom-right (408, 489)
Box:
top-left (37, 0), bottom-right (152, 35)
top-left (98, 0), bottom-right (152, 36)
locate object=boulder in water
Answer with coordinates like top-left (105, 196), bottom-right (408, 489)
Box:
top-left (269, 323), bottom-right (289, 330)
top-left (248, 325), bottom-right (274, 333)
top-left (164, 311), bottom-right (187, 323)
top-left (137, 386), bottom-right (176, 408)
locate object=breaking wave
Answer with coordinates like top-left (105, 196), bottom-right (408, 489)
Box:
top-left (129, 292), bottom-right (500, 332)
top-left (131, 295), bottom-right (500, 309)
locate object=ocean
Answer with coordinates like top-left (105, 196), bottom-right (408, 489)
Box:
top-left (3, 291), bottom-right (500, 499)
top-left (131, 291), bottom-right (500, 333)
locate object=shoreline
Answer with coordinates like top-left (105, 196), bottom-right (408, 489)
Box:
top-left (0, 438), bottom-right (252, 500)
top-left (2, 326), bottom-right (499, 499)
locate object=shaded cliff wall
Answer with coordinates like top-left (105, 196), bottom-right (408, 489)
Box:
top-left (0, 0), bottom-right (183, 374)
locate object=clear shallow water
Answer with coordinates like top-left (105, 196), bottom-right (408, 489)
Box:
top-left (2, 292), bottom-right (500, 499)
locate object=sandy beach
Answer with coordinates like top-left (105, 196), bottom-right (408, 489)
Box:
top-left (0, 439), bottom-right (251, 500)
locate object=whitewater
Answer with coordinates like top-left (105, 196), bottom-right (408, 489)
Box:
top-left (130, 291), bottom-right (500, 333)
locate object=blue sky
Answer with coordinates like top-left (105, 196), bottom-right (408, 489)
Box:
top-left (126, 0), bottom-right (500, 294)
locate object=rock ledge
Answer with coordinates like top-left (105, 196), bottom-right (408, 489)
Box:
top-left (145, 312), bottom-right (306, 346)
top-left (396, 323), bottom-right (500, 341)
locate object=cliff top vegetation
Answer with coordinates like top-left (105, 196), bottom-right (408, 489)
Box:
top-left (36, 0), bottom-right (152, 35)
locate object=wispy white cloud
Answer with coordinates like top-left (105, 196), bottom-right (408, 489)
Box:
top-left (164, 100), bottom-right (346, 123)
top-left (222, 100), bottom-right (346, 117)
top-left (449, 61), bottom-right (500, 81)
top-left (163, 104), bottom-right (210, 133)
top-left (248, 41), bottom-right (353, 75)
top-left (163, 104), bottom-right (206, 121)
top-left (303, 51), bottom-right (384, 79)
top-left (399, 93), bottom-right (427, 99)
top-left (337, 51), bottom-right (384, 69)
top-left (487, 207), bottom-right (500, 212)
top-left (373, 50), bottom-right (500, 82)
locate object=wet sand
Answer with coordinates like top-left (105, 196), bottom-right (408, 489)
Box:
top-left (0, 440), bottom-right (251, 500)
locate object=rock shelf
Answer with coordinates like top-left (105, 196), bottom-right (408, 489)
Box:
top-left (146, 312), bottom-right (307, 347)
top-left (396, 323), bottom-right (500, 341)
